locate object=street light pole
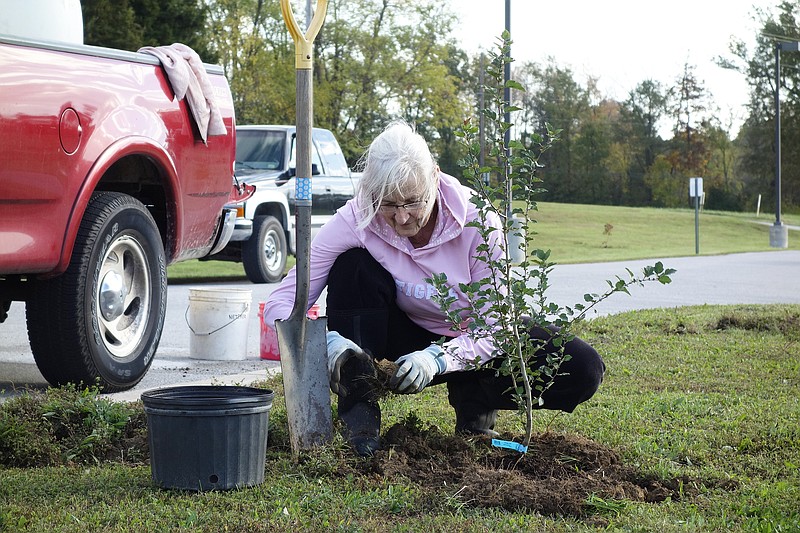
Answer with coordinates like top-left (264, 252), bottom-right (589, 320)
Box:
top-left (503, 0), bottom-right (526, 264)
top-left (775, 43), bottom-right (782, 228)
top-left (504, 0), bottom-right (511, 146)
top-left (479, 53), bottom-right (487, 184)
top-left (504, 0), bottom-right (511, 219)
top-left (771, 41), bottom-right (798, 248)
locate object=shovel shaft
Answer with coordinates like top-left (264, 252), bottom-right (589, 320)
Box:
top-left (290, 68), bottom-right (313, 322)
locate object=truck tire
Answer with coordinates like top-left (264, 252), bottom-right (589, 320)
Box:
top-left (26, 192), bottom-right (167, 392)
top-left (242, 215), bottom-right (287, 284)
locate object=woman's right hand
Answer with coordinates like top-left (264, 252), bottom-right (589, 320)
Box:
top-left (326, 331), bottom-right (370, 396)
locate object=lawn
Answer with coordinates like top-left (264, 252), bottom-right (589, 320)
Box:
top-left (1, 304), bottom-right (798, 531)
top-left (528, 202), bottom-right (800, 264)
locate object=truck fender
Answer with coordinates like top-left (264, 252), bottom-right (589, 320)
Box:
top-left (58, 136), bottom-right (181, 275)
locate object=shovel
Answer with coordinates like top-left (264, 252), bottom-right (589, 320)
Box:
top-left (276, 0), bottom-right (332, 455)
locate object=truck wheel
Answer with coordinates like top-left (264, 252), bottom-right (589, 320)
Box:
top-left (242, 215), bottom-right (287, 283)
top-left (26, 192), bottom-right (166, 392)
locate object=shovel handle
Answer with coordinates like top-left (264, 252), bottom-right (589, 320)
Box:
top-left (280, 0), bottom-right (328, 321)
top-left (280, 0), bottom-right (328, 70)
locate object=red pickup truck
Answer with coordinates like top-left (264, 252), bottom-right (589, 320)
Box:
top-left (0, 34), bottom-right (249, 391)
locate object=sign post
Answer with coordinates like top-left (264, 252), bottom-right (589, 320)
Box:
top-left (689, 177), bottom-right (703, 255)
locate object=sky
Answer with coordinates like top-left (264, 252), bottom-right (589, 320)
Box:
top-left (449, 0), bottom-right (776, 134)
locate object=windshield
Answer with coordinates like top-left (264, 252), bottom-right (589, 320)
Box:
top-left (235, 130), bottom-right (286, 172)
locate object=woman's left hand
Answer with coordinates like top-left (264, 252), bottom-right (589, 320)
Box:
top-left (390, 345), bottom-right (446, 394)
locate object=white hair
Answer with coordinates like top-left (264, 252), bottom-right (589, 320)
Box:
top-left (354, 120), bottom-right (438, 229)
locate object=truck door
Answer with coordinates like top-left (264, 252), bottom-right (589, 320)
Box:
top-left (315, 129), bottom-right (355, 213)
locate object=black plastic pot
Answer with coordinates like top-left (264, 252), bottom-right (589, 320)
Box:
top-left (141, 385), bottom-right (274, 491)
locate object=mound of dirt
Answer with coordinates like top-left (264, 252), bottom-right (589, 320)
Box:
top-left (361, 421), bottom-right (714, 518)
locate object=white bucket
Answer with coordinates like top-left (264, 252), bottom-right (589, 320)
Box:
top-left (186, 288), bottom-right (252, 360)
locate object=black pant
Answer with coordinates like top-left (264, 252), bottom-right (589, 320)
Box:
top-left (326, 248), bottom-right (605, 430)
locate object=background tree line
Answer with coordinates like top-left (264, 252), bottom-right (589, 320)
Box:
top-left (81, 0), bottom-right (800, 213)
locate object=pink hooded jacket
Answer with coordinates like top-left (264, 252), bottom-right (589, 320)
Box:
top-left (263, 172), bottom-right (504, 373)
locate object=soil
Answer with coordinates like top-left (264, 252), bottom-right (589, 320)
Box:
top-left (313, 358), bottom-right (726, 519)
top-left (347, 358), bottom-right (399, 401)
top-left (373, 359), bottom-right (400, 390)
top-left (350, 360), bottom-right (697, 517)
top-left (352, 420), bottom-right (730, 520)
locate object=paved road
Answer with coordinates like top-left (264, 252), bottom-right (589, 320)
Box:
top-left (2, 250), bottom-right (798, 402)
top-left (1, 282), bottom-right (284, 402)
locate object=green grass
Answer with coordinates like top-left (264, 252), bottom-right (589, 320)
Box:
top-left (167, 259), bottom-right (247, 282)
top-left (167, 257), bottom-right (295, 283)
top-left (528, 202), bottom-right (800, 264)
top-left (166, 204), bottom-right (800, 281)
top-left (2, 304), bottom-right (798, 531)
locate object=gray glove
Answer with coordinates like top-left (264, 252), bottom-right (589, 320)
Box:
top-left (390, 345), bottom-right (447, 394)
top-left (326, 331), bottom-right (370, 396)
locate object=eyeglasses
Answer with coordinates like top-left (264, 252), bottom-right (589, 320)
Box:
top-left (378, 200), bottom-right (427, 215)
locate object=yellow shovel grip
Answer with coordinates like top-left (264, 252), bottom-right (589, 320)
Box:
top-left (280, 0), bottom-right (328, 70)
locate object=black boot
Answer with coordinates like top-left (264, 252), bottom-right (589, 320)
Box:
top-left (327, 307), bottom-right (389, 456)
top-left (327, 310), bottom-right (385, 456)
top-left (448, 379), bottom-right (500, 438)
top-left (339, 402), bottom-right (381, 456)
top-left (454, 405), bottom-right (500, 438)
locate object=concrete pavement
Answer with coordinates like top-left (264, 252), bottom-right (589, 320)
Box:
top-left (0, 282), bottom-right (284, 402)
top-left (1, 250), bottom-right (798, 403)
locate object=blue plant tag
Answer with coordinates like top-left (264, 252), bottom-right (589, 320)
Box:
top-left (296, 177), bottom-right (311, 201)
top-left (491, 438), bottom-right (528, 453)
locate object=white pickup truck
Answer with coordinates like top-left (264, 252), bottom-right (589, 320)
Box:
top-left (207, 125), bottom-right (360, 283)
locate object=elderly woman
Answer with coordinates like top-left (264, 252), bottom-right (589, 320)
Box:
top-left (263, 120), bottom-right (604, 456)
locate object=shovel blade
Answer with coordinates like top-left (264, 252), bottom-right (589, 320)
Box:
top-left (276, 315), bottom-right (333, 452)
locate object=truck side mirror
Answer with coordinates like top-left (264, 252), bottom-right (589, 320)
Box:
top-left (284, 164), bottom-right (319, 178)
top-left (275, 168), bottom-right (294, 185)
